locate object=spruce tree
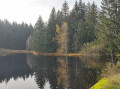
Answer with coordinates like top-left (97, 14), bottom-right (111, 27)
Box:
top-left (96, 0), bottom-right (120, 63)
top-left (46, 7), bottom-right (57, 52)
top-left (85, 2), bottom-right (98, 42)
top-left (68, 1), bottom-right (79, 52)
top-left (32, 16), bottom-right (46, 52)
top-left (56, 10), bottom-right (63, 26)
top-left (77, 0), bottom-right (87, 48)
top-left (62, 0), bottom-right (69, 21)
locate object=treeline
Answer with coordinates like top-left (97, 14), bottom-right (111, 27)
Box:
top-left (32, 0), bottom-right (120, 61)
top-left (32, 0), bottom-right (98, 53)
top-left (0, 20), bottom-right (33, 50)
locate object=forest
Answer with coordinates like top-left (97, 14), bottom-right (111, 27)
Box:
top-left (32, 0), bottom-right (120, 88)
top-left (0, 0), bottom-right (120, 88)
top-left (32, 0), bottom-right (120, 62)
top-left (0, 20), bottom-right (33, 50)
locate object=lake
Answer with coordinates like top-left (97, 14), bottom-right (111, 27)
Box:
top-left (0, 54), bottom-right (102, 89)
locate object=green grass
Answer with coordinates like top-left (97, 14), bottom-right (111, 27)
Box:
top-left (91, 74), bottom-right (120, 89)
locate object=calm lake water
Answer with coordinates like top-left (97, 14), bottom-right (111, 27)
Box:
top-left (0, 54), bottom-right (102, 89)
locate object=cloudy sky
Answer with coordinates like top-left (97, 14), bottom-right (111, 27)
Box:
top-left (0, 0), bottom-right (101, 25)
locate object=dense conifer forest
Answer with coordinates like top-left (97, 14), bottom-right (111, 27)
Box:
top-left (0, 20), bottom-right (33, 49)
top-left (32, 0), bottom-right (120, 62)
top-left (0, 0), bottom-right (119, 62)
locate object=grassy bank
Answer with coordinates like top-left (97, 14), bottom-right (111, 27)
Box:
top-left (91, 74), bottom-right (120, 89)
top-left (91, 61), bottom-right (120, 89)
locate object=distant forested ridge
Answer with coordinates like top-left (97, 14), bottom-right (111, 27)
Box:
top-left (0, 20), bottom-right (33, 50)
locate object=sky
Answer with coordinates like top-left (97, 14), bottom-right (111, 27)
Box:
top-left (0, 0), bottom-right (102, 25)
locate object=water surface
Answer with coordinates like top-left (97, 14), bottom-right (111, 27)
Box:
top-left (0, 54), bottom-right (101, 89)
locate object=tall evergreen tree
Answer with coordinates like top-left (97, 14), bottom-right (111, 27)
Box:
top-left (77, 2), bottom-right (98, 49)
top-left (32, 16), bottom-right (46, 52)
top-left (78, 0), bottom-right (86, 21)
top-left (62, 0), bottom-right (69, 21)
top-left (46, 7), bottom-right (57, 52)
top-left (85, 2), bottom-right (98, 42)
top-left (56, 10), bottom-right (63, 26)
top-left (96, 0), bottom-right (120, 63)
top-left (75, 0), bottom-right (87, 49)
top-left (68, 1), bottom-right (79, 52)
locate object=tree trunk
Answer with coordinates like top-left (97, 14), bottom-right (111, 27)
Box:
top-left (111, 49), bottom-right (114, 66)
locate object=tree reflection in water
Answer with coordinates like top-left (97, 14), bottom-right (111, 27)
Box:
top-left (0, 54), bottom-right (33, 84)
top-left (30, 55), bottom-right (98, 89)
top-left (0, 54), bottom-right (99, 89)
top-left (31, 55), bottom-right (58, 89)
top-left (57, 57), bottom-right (69, 89)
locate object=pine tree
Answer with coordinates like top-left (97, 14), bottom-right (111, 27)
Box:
top-left (77, 2), bottom-right (98, 49)
top-left (78, 0), bottom-right (86, 21)
top-left (68, 1), bottom-right (79, 52)
top-left (46, 7), bottom-right (57, 52)
top-left (76, 0), bottom-right (87, 48)
top-left (85, 2), bottom-right (98, 42)
top-left (96, 0), bottom-right (120, 63)
top-left (62, 1), bottom-right (69, 21)
top-left (32, 16), bottom-right (46, 52)
top-left (56, 10), bottom-right (63, 26)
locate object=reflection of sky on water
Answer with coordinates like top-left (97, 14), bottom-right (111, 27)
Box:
top-left (0, 54), bottom-right (101, 89)
top-left (0, 75), bottom-right (50, 89)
